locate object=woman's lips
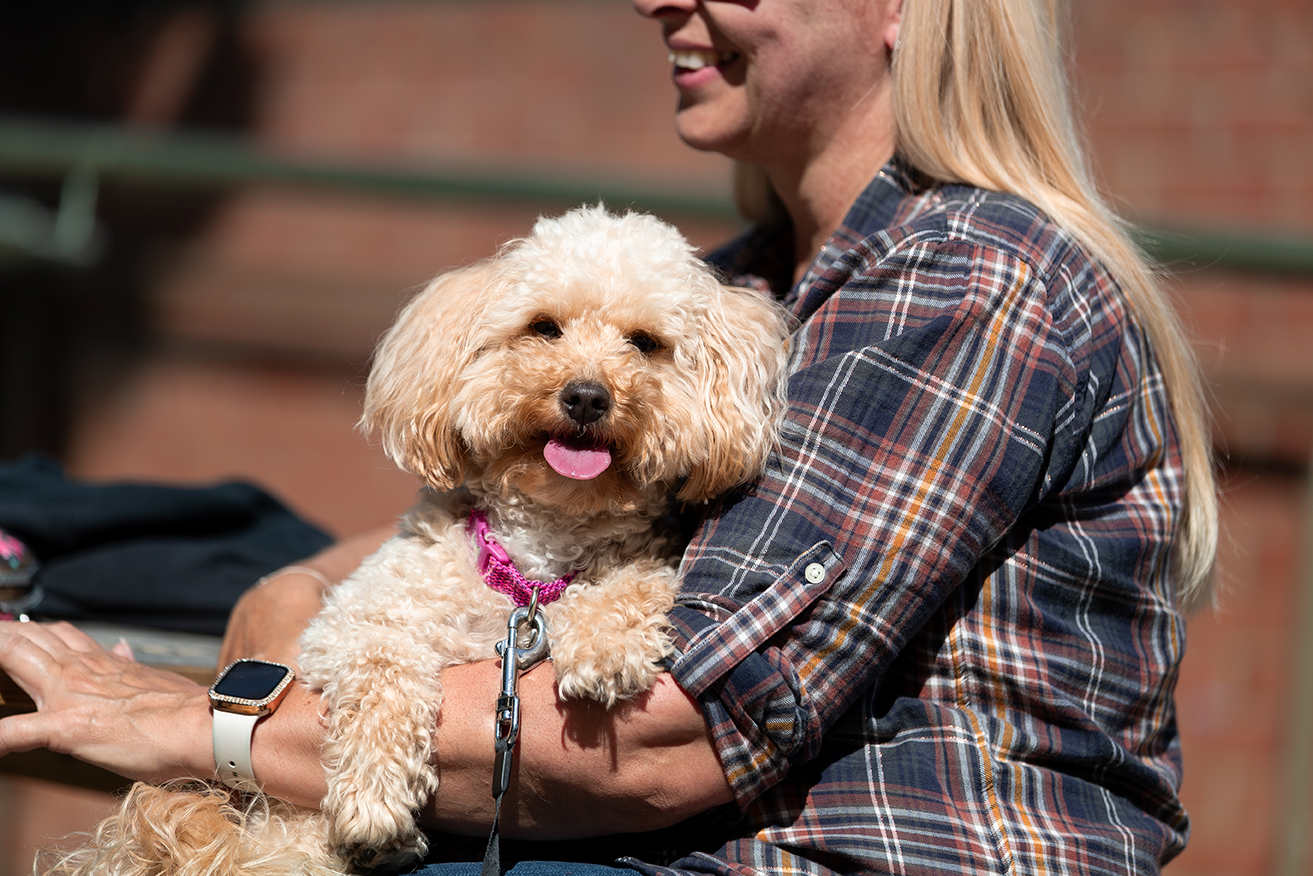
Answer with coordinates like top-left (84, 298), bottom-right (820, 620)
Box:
top-left (668, 48), bottom-right (740, 87)
top-left (668, 48), bottom-right (734, 70)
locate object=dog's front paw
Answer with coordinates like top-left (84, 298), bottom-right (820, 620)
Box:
top-left (551, 615), bottom-right (672, 706)
top-left (553, 641), bottom-right (668, 706)
top-left (324, 769), bottom-right (433, 873)
top-left (335, 828), bottom-right (428, 875)
top-left (320, 663), bottom-right (444, 872)
top-left (548, 565), bottom-right (677, 707)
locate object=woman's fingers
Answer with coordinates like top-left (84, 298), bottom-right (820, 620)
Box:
top-left (111, 637), bottom-right (136, 661)
top-left (0, 619), bottom-right (69, 654)
top-left (0, 620), bottom-right (118, 673)
top-left (0, 622), bottom-right (143, 709)
top-left (0, 626), bottom-right (65, 707)
top-left (0, 622), bottom-right (213, 780)
top-left (0, 709), bottom-right (52, 755)
top-left (40, 619), bottom-right (113, 654)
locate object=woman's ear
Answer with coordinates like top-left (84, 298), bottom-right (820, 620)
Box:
top-left (677, 282), bottom-right (791, 503)
top-left (361, 262), bottom-right (500, 491)
top-left (884, 0), bottom-right (902, 54)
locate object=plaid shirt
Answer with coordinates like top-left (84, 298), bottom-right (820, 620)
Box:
top-left (626, 161), bottom-right (1189, 876)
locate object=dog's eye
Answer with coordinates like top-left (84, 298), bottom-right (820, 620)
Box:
top-left (628, 332), bottom-right (661, 355)
top-left (531, 320), bottom-right (563, 340)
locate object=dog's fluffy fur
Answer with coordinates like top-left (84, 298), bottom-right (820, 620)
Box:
top-left (41, 205), bottom-right (789, 876)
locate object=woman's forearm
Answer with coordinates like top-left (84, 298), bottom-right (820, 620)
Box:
top-left (0, 620), bottom-right (730, 840)
top-left (0, 512), bottom-right (731, 839)
top-left (246, 683), bottom-right (332, 808)
top-left (243, 659), bottom-right (732, 832)
top-left (425, 661), bottom-right (732, 839)
top-left (224, 521), bottom-right (730, 832)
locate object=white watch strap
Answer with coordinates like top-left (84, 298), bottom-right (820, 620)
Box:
top-left (212, 709), bottom-right (261, 791)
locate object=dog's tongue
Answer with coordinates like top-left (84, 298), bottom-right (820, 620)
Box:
top-left (544, 437), bottom-right (612, 480)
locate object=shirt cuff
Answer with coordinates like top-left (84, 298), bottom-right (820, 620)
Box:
top-left (666, 542), bottom-right (846, 805)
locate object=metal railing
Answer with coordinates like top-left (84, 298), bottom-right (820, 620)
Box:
top-left (0, 114), bottom-right (735, 267)
top-left (2, 113), bottom-right (1311, 276)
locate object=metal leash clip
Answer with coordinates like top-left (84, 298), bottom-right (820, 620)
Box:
top-left (491, 588), bottom-right (550, 798)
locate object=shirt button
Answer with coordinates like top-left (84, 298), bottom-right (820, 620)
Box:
top-left (804, 563), bottom-right (826, 584)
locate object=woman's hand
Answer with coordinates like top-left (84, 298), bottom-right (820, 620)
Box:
top-left (0, 621), bottom-right (213, 784)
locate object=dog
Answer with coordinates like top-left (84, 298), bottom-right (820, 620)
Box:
top-left (42, 205), bottom-right (790, 876)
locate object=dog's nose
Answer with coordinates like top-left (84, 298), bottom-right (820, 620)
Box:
top-left (560, 381), bottom-right (611, 426)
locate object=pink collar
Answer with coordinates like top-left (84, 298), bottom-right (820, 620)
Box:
top-left (466, 508), bottom-right (576, 607)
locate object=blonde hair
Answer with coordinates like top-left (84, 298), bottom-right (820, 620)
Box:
top-left (738, 0), bottom-right (1218, 608)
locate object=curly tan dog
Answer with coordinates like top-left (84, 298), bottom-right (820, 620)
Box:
top-left (43, 205), bottom-right (789, 876)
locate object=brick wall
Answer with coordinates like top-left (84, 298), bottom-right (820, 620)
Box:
top-left (1075, 0), bottom-right (1313, 232)
top-left (144, 0), bottom-right (737, 363)
top-left (17, 1), bottom-right (1313, 873)
top-left (1072, 4), bottom-right (1313, 873)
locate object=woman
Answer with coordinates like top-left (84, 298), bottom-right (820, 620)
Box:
top-left (0, 0), bottom-right (1216, 873)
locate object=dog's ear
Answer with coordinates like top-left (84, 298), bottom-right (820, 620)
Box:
top-left (678, 281), bottom-right (791, 503)
top-left (361, 262), bottom-right (500, 490)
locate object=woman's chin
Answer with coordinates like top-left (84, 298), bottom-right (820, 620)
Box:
top-left (673, 101), bottom-right (750, 157)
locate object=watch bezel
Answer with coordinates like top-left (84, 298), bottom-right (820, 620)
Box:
top-left (208, 658), bottom-right (296, 717)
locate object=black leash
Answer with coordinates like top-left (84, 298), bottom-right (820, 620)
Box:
top-left (481, 594), bottom-right (550, 876)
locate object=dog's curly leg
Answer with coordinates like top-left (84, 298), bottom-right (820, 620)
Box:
top-left (548, 563), bottom-right (678, 707)
top-left (318, 641), bottom-right (447, 872)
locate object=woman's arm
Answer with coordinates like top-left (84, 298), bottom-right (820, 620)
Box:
top-left (243, 657), bottom-right (730, 834)
top-left (227, 525), bottom-right (730, 831)
top-left (0, 517), bottom-right (729, 833)
top-left (425, 660), bottom-right (731, 838)
top-left (0, 526), bottom-right (402, 784)
top-left (219, 522), bottom-right (730, 830)
top-left (218, 525), bottom-right (396, 668)
top-left (0, 622), bottom-right (729, 837)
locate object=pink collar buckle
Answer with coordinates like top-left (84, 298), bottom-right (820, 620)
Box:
top-left (466, 508), bottom-right (575, 607)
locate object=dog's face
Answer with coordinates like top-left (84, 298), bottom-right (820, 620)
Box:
top-left (364, 206), bottom-right (789, 517)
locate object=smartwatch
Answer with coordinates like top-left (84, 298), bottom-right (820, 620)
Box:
top-left (208, 658), bottom-right (296, 791)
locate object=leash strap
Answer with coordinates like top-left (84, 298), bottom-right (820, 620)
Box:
top-left (480, 795), bottom-right (506, 876)
top-left (481, 594), bottom-right (550, 876)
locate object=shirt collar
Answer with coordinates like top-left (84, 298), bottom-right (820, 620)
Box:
top-left (708, 156), bottom-right (935, 305)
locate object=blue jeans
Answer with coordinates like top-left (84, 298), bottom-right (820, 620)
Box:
top-left (407, 864), bottom-right (632, 876)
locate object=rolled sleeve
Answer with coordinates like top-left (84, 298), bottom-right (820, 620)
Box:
top-left (668, 544), bottom-right (845, 799)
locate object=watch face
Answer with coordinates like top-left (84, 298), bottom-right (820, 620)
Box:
top-left (211, 660), bottom-right (294, 704)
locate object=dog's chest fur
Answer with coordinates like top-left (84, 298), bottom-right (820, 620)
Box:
top-left (298, 486), bottom-right (684, 697)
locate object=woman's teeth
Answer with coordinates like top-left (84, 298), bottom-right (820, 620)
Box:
top-left (668, 49), bottom-right (735, 70)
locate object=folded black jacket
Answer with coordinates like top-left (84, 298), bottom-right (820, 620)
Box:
top-left (0, 455), bottom-right (333, 635)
